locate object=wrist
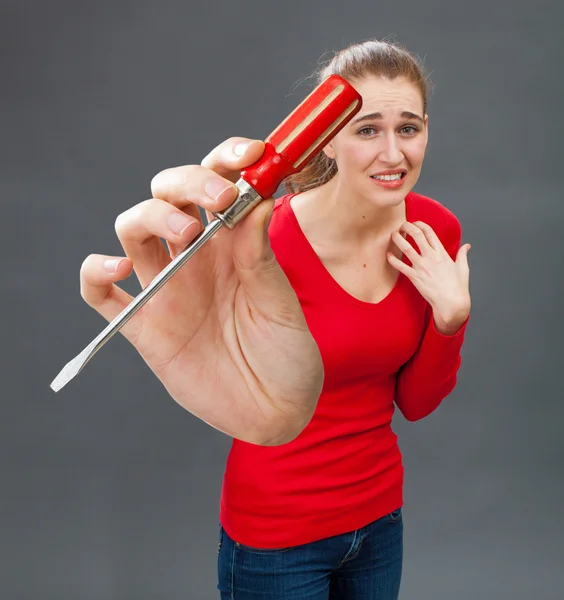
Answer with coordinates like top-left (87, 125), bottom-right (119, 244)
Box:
top-left (432, 300), bottom-right (471, 336)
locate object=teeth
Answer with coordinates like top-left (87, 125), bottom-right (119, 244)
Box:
top-left (372, 173), bottom-right (403, 181)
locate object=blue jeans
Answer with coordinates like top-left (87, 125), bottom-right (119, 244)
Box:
top-left (217, 508), bottom-right (403, 599)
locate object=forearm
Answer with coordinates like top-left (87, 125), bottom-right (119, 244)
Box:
top-left (395, 309), bottom-right (469, 421)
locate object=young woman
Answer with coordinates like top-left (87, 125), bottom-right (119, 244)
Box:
top-left (79, 40), bottom-right (471, 599)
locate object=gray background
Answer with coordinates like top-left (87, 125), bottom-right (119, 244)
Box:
top-left (2, 0), bottom-right (563, 598)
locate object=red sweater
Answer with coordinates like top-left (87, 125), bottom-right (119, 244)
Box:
top-left (219, 191), bottom-right (469, 549)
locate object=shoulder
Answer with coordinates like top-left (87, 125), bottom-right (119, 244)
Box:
top-left (274, 193), bottom-right (295, 211)
top-left (407, 190), bottom-right (461, 230)
top-left (267, 193), bottom-right (303, 267)
top-left (407, 191), bottom-right (463, 258)
top-left (267, 193), bottom-right (297, 243)
top-left (269, 193), bottom-right (296, 230)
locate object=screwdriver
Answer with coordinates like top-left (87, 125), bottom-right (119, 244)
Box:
top-left (50, 74), bottom-right (362, 392)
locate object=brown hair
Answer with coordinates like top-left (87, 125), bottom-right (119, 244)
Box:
top-left (284, 39), bottom-right (431, 194)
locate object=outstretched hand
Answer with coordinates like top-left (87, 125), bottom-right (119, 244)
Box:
top-left (79, 137), bottom-right (324, 445)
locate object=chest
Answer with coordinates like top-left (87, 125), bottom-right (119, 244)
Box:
top-left (290, 257), bottom-right (427, 386)
top-left (312, 241), bottom-right (404, 305)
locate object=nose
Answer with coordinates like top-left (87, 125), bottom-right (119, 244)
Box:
top-left (378, 133), bottom-right (403, 165)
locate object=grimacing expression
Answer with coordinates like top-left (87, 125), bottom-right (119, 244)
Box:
top-left (323, 75), bottom-right (428, 206)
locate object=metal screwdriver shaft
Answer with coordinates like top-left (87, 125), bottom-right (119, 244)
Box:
top-left (50, 217), bottom-right (224, 392)
top-left (51, 176), bottom-right (265, 392)
top-left (50, 74), bottom-right (362, 392)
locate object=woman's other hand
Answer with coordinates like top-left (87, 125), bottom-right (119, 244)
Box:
top-left (388, 220), bottom-right (471, 335)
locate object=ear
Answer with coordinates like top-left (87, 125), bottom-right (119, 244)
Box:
top-left (423, 114), bottom-right (429, 146)
top-left (323, 141), bottom-right (336, 160)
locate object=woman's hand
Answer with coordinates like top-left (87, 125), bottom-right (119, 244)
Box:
top-left (387, 220), bottom-right (471, 335)
top-left (79, 137), bottom-right (324, 446)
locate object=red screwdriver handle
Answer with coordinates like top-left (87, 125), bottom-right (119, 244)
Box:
top-left (241, 75), bottom-right (362, 199)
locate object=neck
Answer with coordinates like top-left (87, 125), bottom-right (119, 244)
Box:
top-left (292, 174), bottom-right (406, 247)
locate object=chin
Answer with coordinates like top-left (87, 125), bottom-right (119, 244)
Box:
top-left (367, 189), bottom-right (410, 208)
top-left (371, 179), bottom-right (418, 207)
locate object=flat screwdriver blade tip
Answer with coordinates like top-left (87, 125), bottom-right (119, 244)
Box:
top-left (50, 345), bottom-right (95, 392)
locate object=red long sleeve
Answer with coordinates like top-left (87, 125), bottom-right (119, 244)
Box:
top-left (395, 215), bottom-right (470, 421)
top-left (395, 308), bottom-right (469, 421)
top-left (219, 191), bottom-right (470, 549)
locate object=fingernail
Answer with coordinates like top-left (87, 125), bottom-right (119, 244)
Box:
top-left (167, 212), bottom-right (195, 235)
top-left (104, 258), bottom-right (124, 273)
top-left (233, 142), bottom-right (250, 156)
top-left (205, 178), bottom-right (233, 202)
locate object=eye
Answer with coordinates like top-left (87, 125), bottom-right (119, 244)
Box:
top-left (399, 125), bottom-right (419, 135)
top-left (357, 126), bottom-right (378, 137)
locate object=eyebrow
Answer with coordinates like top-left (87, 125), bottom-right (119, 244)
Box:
top-left (351, 111), bottom-right (425, 125)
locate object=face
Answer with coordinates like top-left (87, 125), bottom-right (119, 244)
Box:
top-left (323, 75), bottom-right (428, 207)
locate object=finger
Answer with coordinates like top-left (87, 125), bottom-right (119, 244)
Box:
top-left (409, 221), bottom-right (443, 252)
top-left (391, 230), bottom-right (421, 264)
top-left (164, 201), bottom-right (205, 258)
top-left (455, 243), bottom-right (471, 272)
top-left (386, 251), bottom-right (415, 277)
top-left (151, 139), bottom-right (265, 231)
top-left (151, 164), bottom-right (239, 215)
top-left (79, 254), bottom-right (142, 343)
top-left (231, 199), bottom-right (308, 328)
top-left (200, 137), bottom-right (264, 223)
top-left (399, 221), bottom-right (435, 254)
top-left (232, 199), bottom-right (274, 270)
top-left (114, 198), bottom-right (202, 288)
top-left (201, 137), bottom-right (265, 182)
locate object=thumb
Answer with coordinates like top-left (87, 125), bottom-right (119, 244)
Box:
top-left (231, 200), bottom-right (306, 325)
top-left (456, 243), bottom-right (471, 268)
